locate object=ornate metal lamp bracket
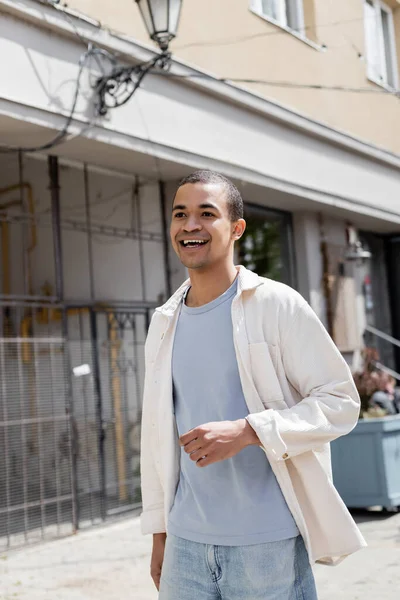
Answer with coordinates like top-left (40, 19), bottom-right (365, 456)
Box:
top-left (95, 52), bottom-right (171, 116)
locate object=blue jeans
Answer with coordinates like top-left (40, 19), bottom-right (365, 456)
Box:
top-left (159, 533), bottom-right (318, 599)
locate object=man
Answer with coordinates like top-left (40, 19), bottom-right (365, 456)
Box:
top-left (140, 171), bottom-right (366, 599)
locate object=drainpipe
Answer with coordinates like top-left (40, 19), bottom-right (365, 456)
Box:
top-left (48, 156), bottom-right (64, 301)
top-left (318, 214), bottom-right (334, 339)
top-left (48, 155), bottom-right (79, 532)
top-left (159, 181), bottom-right (172, 298)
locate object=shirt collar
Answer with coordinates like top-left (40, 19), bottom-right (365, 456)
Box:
top-left (156, 265), bottom-right (264, 317)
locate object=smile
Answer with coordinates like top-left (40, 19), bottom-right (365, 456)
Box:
top-left (179, 240), bottom-right (209, 248)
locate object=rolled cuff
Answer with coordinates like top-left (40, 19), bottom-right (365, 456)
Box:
top-left (140, 507), bottom-right (166, 535)
top-left (245, 412), bottom-right (289, 462)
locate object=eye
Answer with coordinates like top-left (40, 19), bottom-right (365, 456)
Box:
top-left (202, 211), bottom-right (215, 217)
top-left (174, 212), bottom-right (186, 218)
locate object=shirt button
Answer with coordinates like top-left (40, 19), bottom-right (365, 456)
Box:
top-left (282, 452), bottom-right (289, 459)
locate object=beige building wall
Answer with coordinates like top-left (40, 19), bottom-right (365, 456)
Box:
top-left (67, 0), bottom-right (400, 154)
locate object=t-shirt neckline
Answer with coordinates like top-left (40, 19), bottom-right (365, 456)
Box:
top-left (182, 277), bottom-right (238, 315)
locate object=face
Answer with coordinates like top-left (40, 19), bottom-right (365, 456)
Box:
top-left (170, 182), bottom-right (246, 271)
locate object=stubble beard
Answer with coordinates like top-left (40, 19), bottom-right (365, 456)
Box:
top-left (179, 256), bottom-right (209, 270)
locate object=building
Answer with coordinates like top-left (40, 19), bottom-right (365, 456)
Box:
top-left (0, 0), bottom-right (399, 548)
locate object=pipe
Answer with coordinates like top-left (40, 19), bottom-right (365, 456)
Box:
top-left (108, 314), bottom-right (127, 502)
top-left (318, 214), bottom-right (334, 339)
top-left (90, 308), bottom-right (106, 521)
top-left (48, 156), bottom-right (63, 301)
top-left (159, 180), bottom-right (172, 297)
top-left (0, 183), bottom-right (38, 298)
top-left (1, 221), bottom-right (10, 296)
top-left (320, 239), bottom-right (334, 339)
top-left (18, 152), bottom-right (30, 297)
top-left (1, 220), bottom-right (12, 337)
top-left (135, 179), bottom-right (147, 302)
top-left (84, 164), bottom-right (95, 301)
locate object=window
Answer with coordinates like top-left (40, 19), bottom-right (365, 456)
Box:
top-left (364, 0), bottom-right (398, 88)
top-left (237, 205), bottom-right (296, 286)
top-left (250, 0), bottom-right (305, 34)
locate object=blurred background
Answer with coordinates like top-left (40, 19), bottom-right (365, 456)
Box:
top-left (0, 1), bottom-right (399, 598)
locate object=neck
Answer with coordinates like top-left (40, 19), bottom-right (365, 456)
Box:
top-left (186, 262), bottom-right (238, 307)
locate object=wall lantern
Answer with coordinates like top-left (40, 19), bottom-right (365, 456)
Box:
top-left (344, 227), bottom-right (372, 265)
top-left (135, 0), bottom-right (183, 52)
top-left (95, 1), bottom-right (183, 115)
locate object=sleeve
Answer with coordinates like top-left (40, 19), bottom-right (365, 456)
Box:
top-left (139, 321), bottom-right (166, 535)
top-left (246, 298), bottom-right (360, 462)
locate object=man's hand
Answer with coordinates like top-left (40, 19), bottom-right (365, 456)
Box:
top-left (151, 533), bottom-right (167, 591)
top-left (179, 418), bottom-right (261, 467)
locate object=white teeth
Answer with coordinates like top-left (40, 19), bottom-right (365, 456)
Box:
top-left (182, 240), bottom-right (207, 246)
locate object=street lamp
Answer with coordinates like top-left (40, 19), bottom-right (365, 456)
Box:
top-left (344, 227), bottom-right (371, 265)
top-left (344, 241), bottom-right (372, 264)
top-left (95, 0), bottom-right (183, 115)
top-left (135, 0), bottom-right (183, 52)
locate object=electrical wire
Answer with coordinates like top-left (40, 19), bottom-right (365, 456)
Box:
top-left (152, 70), bottom-right (400, 96)
top-left (2, 1), bottom-right (397, 158)
top-left (0, 48), bottom-right (93, 154)
top-left (172, 13), bottom-right (382, 50)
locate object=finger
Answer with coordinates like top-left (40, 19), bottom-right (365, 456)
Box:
top-left (151, 572), bottom-right (161, 590)
top-left (196, 455), bottom-right (209, 467)
top-left (179, 428), bottom-right (199, 447)
top-left (189, 449), bottom-right (206, 462)
top-left (183, 439), bottom-right (202, 454)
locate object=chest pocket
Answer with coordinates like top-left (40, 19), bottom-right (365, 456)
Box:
top-left (248, 342), bottom-right (287, 410)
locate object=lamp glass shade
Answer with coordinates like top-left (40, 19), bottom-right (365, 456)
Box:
top-left (135, 0), bottom-right (182, 47)
top-left (167, 0), bottom-right (182, 36)
top-left (136, 1), bottom-right (154, 37)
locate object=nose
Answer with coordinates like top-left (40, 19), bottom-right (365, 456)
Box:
top-left (183, 216), bottom-right (202, 232)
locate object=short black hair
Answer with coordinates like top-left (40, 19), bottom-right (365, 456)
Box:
top-left (175, 170), bottom-right (244, 222)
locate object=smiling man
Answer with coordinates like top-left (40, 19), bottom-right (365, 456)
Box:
top-left (140, 171), bottom-right (366, 599)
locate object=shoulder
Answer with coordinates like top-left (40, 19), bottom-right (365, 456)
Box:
top-left (250, 277), bottom-right (308, 316)
top-left (246, 278), bottom-right (320, 344)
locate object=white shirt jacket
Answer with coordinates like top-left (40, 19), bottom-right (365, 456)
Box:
top-left (140, 266), bottom-right (367, 565)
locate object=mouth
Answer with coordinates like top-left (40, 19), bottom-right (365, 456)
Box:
top-left (179, 239), bottom-right (209, 249)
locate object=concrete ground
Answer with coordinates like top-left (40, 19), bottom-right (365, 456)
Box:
top-left (0, 510), bottom-right (399, 600)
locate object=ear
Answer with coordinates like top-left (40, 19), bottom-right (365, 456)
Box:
top-left (232, 218), bottom-right (246, 240)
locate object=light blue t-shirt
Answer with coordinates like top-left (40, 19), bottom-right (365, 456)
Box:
top-left (168, 278), bottom-right (299, 546)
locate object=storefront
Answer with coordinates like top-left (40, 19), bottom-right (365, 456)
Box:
top-left (1, 0), bottom-right (400, 550)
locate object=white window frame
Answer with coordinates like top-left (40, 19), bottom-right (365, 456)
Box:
top-left (250, 0), bottom-right (305, 35)
top-left (363, 0), bottom-right (399, 90)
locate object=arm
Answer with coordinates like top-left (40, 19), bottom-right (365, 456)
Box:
top-left (140, 329), bottom-right (166, 535)
top-left (246, 299), bottom-right (360, 462)
top-left (140, 329), bottom-right (168, 590)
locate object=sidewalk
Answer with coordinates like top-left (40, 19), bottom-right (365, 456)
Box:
top-left (1, 510), bottom-right (399, 600)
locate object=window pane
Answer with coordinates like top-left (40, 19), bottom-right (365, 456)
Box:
top-left (381, 9), bottom-right (395, 87)
top-left (238, 207), bottom-right (294, 285)
top-left (261, 0), bottom-right (288, 26)
top-left (286, 0), bottom-right (302, 32)
top-left (364, 0), bottom-right (385, 81)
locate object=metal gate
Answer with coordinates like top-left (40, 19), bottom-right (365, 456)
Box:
top-left (0, 301), bottom-right (75, 550)
top-left (66, 306), bottom-right (149, 526)
top-left (0, 301), bottom-right (150, 550)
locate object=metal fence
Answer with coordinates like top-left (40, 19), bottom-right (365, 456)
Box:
top-left (0, 301), bottom-right (148, 551)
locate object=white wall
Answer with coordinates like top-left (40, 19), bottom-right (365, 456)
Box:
top-left (0, 153), bottom-right (166, 508)
top-left (292, 213), bottom-right (325, 319)
top-left (292, 212), bottom-right (364, 367)
top-left (1, 9), bottom-right (400, 228)
top-left (0, 155), bottom-right (166, 303)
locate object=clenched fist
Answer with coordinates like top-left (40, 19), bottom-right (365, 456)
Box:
top-left (179, 418), bottom-right (261, 467)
